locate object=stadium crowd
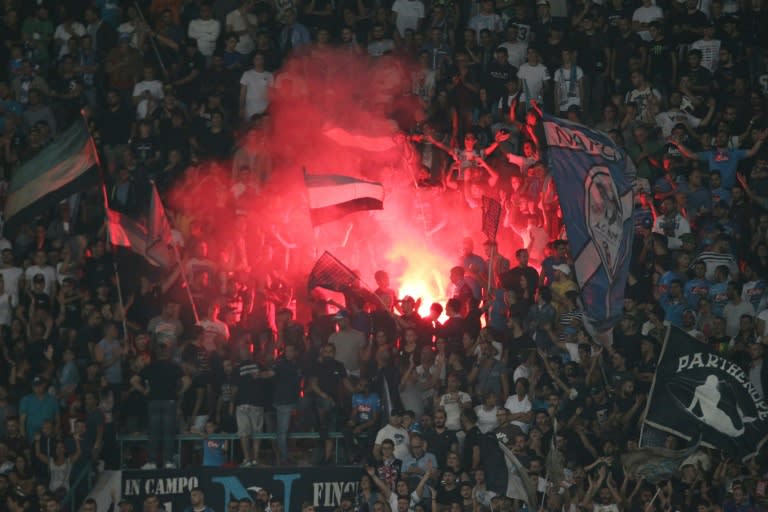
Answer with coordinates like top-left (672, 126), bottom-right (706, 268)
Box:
top-left (1, 0), bottom-right (768, 511)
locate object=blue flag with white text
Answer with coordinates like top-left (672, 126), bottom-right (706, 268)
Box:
top-left (542, 115), bottom-right (635, 332)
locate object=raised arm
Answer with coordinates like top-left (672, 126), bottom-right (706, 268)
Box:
top-left (745, 129), bottom-right (768, 159)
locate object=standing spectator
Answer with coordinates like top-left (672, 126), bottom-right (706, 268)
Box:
top-left (670, 129), bottom-right (767, 190)
top-left (94, 322), bottom-right (123, 400)
top-left (272, 344), bottom-right (301, 465)
top-left (22, 6), bottom-right (53, 69)
top-left (517, 47), bottom-right (550, 104)
top-left (239, 53), bottom-right (273, 121)
top-left (503, 377), bottom-right (532, 433)
top-left (329, 310), bottom-right (366, 377)
top-left (552, 47), bottom-right (584, 116)
top-left (373, 408), bottom-right (409, 461)
top-left (392, 0), bottom-right (425, 40)
top-left (652, 196), bottom-right (691, 250)
top-left (278, 9), bottom-right (311, 56)
top-left (226, 0), bottom-right (258, 56)
top-left (19, 377), bottom-right (58, 440)
top-left (438, 373), bottom-right (472, 431)
top-left (130, 344), bottom-right (183, 469)
top-left (188, 3), bottom-right (221, 63)
top-left (202, 420), bottom-right (228, 467)
top-left (307, 344), bottom-right (354, 465)
top-left (631, 0), bottom-right (663, 42)
top-left (233, 350), bottom-right (274, 466)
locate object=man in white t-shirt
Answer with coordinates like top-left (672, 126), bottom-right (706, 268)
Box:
top-left (373, 409), bottom-right (410, 461)
top-left (503, 378), bottom-right (532, 433)
top-left (392, 0), bottom-right (425, 38)
top-left (132, 65), bottom-right (164, 120)
top-left (553, 48), bottom-right (584, 114)
top-left (439, 373), bottom-right (472, 430)
top-left (239, 53), bottom-right (274, 120)
top-left (654, 92), bottom-right (713, 137)
top-left (24, 250), bottom-right (57, 297)
top-left (624, 70), bottom-right (661, 122)
top-left (197, 302), bottom-right (230, 351)
top-left (226, 0), bottom-right (259, 55)
top-left (690, 23), bottom-right (721, 73)
top-left (498, 24), bottom-right (528, 68)
top-left (632, 0), bottom-right (663, 41)
top-left (468, 0), bottom-right (503, 42)
top-left (53, 17), bottom-right (86, 59)
top-left (517, 46), bottom-right (550, 102)
top-left (188, 3), bottom-right (221, 59)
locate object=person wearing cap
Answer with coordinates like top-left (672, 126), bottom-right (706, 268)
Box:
top-left (373, 407), bottom-right (409, 461)
top-left (550, 263), bottom-right (576, 310)
top-left (19, 377), bottom-right (58, 440)
top-left (532, 0), bottom-right (551, 38)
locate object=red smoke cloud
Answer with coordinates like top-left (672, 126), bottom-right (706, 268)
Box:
top-left (168, 48), bottom-right (490, 319)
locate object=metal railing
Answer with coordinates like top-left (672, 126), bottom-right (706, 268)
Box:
top-left (116, 431), bottom-right (352, 468)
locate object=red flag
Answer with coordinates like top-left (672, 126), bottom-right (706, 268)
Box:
top-left (106, 208), bottom-right (138, 248)
top-left (106, 207), bottom-right (173, 267)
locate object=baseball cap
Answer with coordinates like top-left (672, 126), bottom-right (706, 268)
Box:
top-left (32, 376), bottom-right (46, 386)
top-left (333, 310), bottom-right (350, 320)
top-left (553, 264), bottom-right (571, 276)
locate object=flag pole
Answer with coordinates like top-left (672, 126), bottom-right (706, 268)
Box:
top-left (82, 110), bottom-right (131, 339)
top-left (171, 229), bottom-right (199, 323)
top-left (150, 181), bottom-right (200, 324)
top-left (487, 242), bottom-right (495, 295)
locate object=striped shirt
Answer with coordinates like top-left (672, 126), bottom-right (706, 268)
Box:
top-left (693, 251), bottom-right (739, 281)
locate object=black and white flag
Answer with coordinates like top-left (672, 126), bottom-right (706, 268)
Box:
top-left (643, 325), bottom-right (768, 460)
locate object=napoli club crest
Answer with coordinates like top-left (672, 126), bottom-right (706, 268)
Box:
top-left (585, 167), bottom-right (624, 282)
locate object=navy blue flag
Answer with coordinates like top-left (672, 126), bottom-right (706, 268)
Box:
top-left (643, 326), bottom-right (768, 461)
top-left (542, 115), bottom-right (635, 332)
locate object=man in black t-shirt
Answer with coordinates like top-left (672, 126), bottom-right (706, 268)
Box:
top-left (131, 344), bottom-right (183, 469)
top-left (306, 343), bottom-right (353, 464)
top-left (233, 353), bottom-right (274, 466)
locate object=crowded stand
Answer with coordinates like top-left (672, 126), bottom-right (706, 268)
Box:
top-left (1, 0), bottom-right (768, 511)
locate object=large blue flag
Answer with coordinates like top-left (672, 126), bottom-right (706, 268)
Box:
top-left (542, 115), bottom-right (635, 332)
